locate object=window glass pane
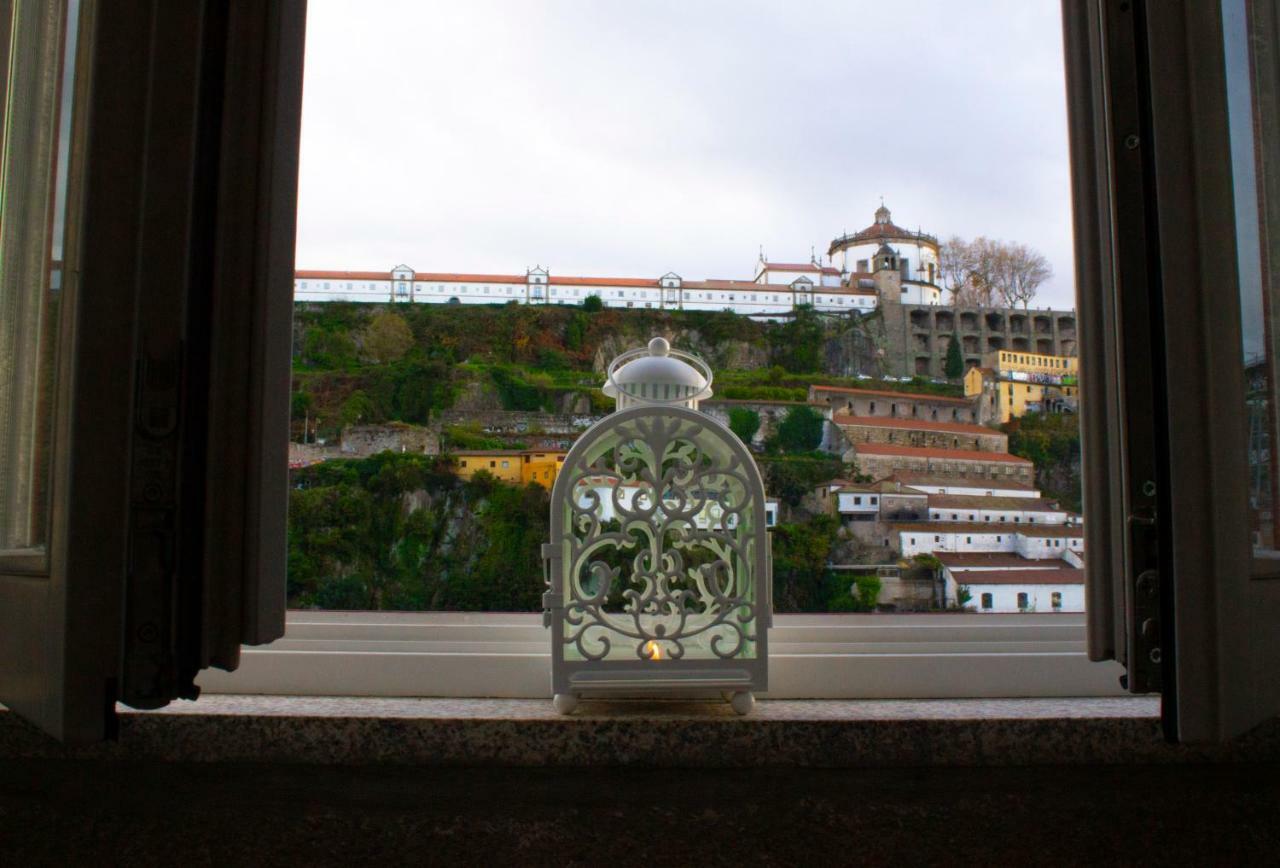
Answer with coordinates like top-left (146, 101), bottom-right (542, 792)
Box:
top-left (0, 0), bottom-right (80, 558)
top-left (1223, 0), bottom-right (1280, 568)
top-left (287, 2), bottom-right (1083, 617)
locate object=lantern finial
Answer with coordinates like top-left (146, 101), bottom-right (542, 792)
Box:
top-left (648, 336), bottom-right (670, 357)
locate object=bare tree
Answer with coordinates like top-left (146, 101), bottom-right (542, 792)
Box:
top-left (938, 236), bottom-right (1051, 309)
top-left (938, 235), bottom-right (974, 303)
top-left (996, 242), bottom-right (1052, 309)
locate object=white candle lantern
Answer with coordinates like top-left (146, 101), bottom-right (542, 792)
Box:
top-left (543, 337), bottom-right (771, 714)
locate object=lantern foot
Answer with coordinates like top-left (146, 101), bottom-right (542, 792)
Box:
top-left (729, 691), bottom-right (755, 716)
top-left (552, 693), bottom-right (579, 715)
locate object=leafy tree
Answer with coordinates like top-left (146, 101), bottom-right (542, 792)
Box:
top-left (301, 327), bottom-right (357, 369)
top-left (491, 366), bottom-right (545, 411)
top-left (340, 390), bottom-right (377, 427)
top-left (362, 311), bottom-right (415, 363)
top-left (1004, 411), bottom-right (1082, 511)
top-left (564, 311), bottom-right (590, 351)
top-left (770, 306), bottom-right (824, 373)
top-left (944, 334), bottom-right (964, 380)
top-left (366, 357), bottom-right (454, 424)
top-left (291, 389), bottom-right (314, 420)
top-left (771, 515), bottom-right (839, 612)
top-left (854, 573), bottom-right (883, 609)
top-left (758, 453), bottom-right (846, 506)
top-left (582, 294), bottom-right (603, 312)
top-left (776, 405), bottom-right (825, 452)
top-left (727, 407), bottom-right (761, 445)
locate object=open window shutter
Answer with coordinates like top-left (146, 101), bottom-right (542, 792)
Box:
top-left (1064, 0), bottom-right (1280, 742)
top-left (0, 0), bottom-right (305, 743)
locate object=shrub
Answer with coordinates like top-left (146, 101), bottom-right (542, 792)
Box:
top-left (582, 294), bottom-right (603, 312)
top-left (728, 408), bottom-right (761, 444)
top-left (776, 405), bottom-right (825, 452)
top-left (361, 311), bottom-right (415, 363)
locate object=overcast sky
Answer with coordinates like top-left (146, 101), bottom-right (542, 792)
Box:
top-left (296, 1), bottom-right (1077, 309)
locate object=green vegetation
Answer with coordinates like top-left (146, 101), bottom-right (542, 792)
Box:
top-left (581, 294), bottom-right (603, 312)
top-left (944, 333), bottom-right (964, 380)
top-left (774, 406), bottom-right (825, 453)
top-left (1004, 411), bottom-right (1082, 512)
top-left (770, 516), bottom-right (882, 613)
top-left (361, 311), bottom-right (415, 363)
top-left (757, 452), bottom-right (848, 506)
top-left (288, 453), bottom-right (548, 611)
top-left (289, 302), bottom-right (956, 441)
top-left (727, 407), bottom-right (761, 444)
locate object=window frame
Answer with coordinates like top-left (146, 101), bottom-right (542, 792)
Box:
top-left (198, 610), bottom-right (1125, 699)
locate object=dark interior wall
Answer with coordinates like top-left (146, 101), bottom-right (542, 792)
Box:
top-left (2, 760), bottom-right (1278, 866)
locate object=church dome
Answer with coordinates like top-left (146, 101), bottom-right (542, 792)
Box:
top-left (604, 337), bottom-right (713, 410)
top-left (828, 203), bottom-right (939, 257)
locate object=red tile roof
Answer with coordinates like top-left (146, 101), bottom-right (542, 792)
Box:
top-left (417, 272), bottom-right (526, 284)
top-left (951, 568), bottom-right (1084, 586)
top-left (763, 262), bottom-right (819, 271)
top-left (882, 472), bottom-right (1037, 492)
top-left (296, 269), bottom-right (395, 281)
top-left (812, 384), bottom-right (973, 406)
top-left (834, 415), bottom-right (1004, 438)
top-left (550, 276), bottom-right (657, 287)
top-left (927, 494), bottom-right (1062, 511)
top-left (895, 520), bottom-right (1082, 536)
top-left (935, 553), bottom-right (1062, 568)
top-left (854, 443), bottom-right (1032, 464)
top-left (846, 220), bottom-right (937, 246)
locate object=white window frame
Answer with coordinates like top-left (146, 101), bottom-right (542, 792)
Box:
top-left (197, 610), bottom-right (1125, 699)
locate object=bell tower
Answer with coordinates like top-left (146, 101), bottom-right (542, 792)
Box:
top-left (873, 242), bottom-right (903, 307)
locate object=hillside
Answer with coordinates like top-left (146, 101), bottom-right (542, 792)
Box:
top-left (289, 301), bottom-right (964, 440)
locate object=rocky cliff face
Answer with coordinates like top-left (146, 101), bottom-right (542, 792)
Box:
top-left (589, 329), bottom-right (770, 374)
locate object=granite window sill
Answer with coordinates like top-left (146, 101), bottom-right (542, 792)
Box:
top-left (3, 695), bottom-right (1278, 767)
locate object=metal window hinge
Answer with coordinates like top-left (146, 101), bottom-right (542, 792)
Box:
top-left (1126, 508), bottom-right (1162, 693)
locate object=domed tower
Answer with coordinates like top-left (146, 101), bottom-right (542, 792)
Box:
top-left (828, 203), bottom-right (941, 287)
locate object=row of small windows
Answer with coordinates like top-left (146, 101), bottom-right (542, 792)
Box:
top-left (978, 592), bottom-right (1064, 610)
top-left (1001, 352), bottom-right (1073, 369)
top-left (929, 512), bottom-right (1042, 523)
top-left (296, 281), bottom-right (876, 307)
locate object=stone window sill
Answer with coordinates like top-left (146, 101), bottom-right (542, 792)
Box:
top-left (3, 695), bottom-right (1277, 766)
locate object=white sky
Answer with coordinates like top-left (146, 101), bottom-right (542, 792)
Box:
top-left (296, 1), bottom-right (1077, 309)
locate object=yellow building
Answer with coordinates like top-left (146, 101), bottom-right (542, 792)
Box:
top-left (453, 449), bottom-right (566, 490)
top-left (965, 350), bottom-right (1079, 423)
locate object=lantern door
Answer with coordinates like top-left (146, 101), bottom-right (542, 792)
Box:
top-left (545, 405), bottom-right (770, 699)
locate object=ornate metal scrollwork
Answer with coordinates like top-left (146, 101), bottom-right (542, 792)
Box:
top-left (555, 411), bottom-right (760, 663)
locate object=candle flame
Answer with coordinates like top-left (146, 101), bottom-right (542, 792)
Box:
top-left (645, 640), bottom-right (663, 660)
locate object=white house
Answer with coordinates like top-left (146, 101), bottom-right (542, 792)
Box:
top-left (935, 553), bottom-right (1085, 613)
top-left (881, 473), bottom-right (1042, 499)
top-left (925, 494), bottom-right (1070, 526)
top-left (895, 523), bottom-right (1084, 558)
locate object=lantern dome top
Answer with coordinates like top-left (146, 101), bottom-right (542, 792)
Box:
top-left (603, 336), bottom-right (713, 409)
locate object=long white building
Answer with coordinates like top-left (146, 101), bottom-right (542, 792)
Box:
top-left (293, 205), bottom-right (942, 317)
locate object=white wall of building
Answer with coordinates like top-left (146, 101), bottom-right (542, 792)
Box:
top-left (1014, 533), bottom-right (1085, 559)
top-left (836, 238), bottom-right (941, 285)
top-left (927, 506), bottom-right (1069, 525)
top-left (836, 491), bottom-right (880, 514)
top-left (899, 529), bottom-right (1013, 557)
top-left (962, 582), bottom-right (1084, 613)
top-left (295, 273), bottom-right (880, 317)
